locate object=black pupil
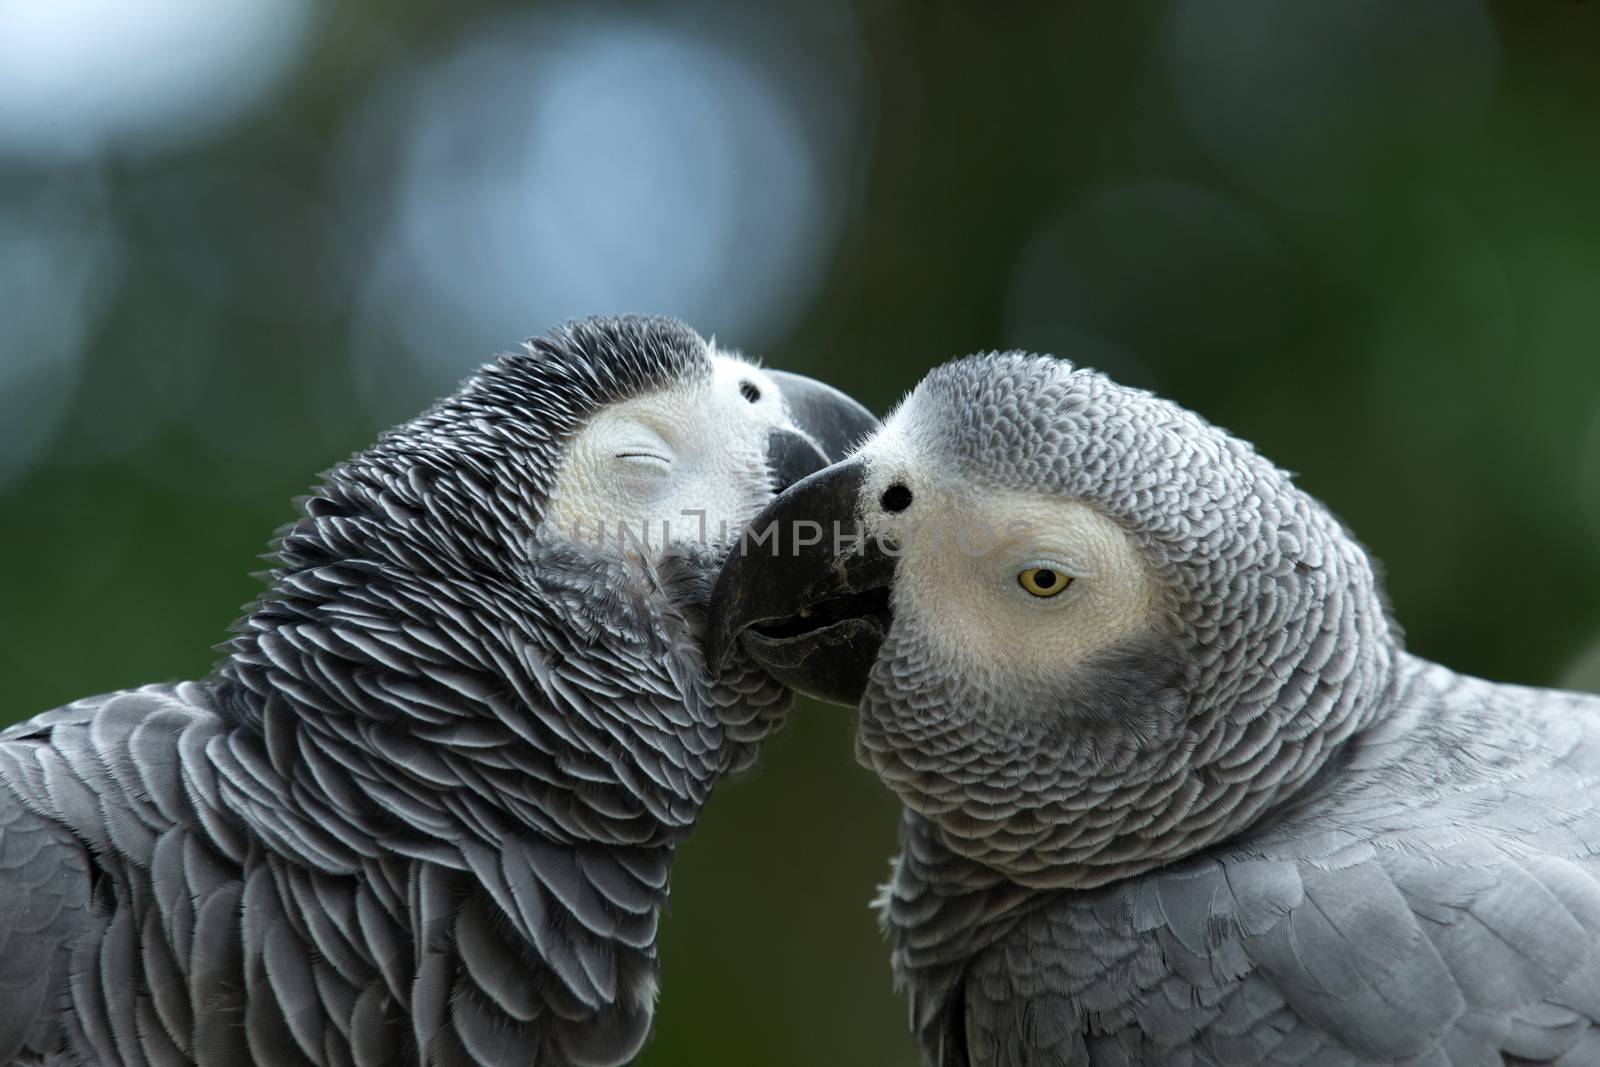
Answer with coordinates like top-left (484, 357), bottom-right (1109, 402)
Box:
top-left (1033, 570), bottom-right (1058, 589)
top-left (881, 484), bottom-right (913, 512)
top-left (739, 381), bottom-right (761, 403)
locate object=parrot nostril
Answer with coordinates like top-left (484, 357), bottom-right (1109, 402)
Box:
top-left (881, 484), bottom-right (913, 512)
top-left (739, 381), bottom-right (761, 403)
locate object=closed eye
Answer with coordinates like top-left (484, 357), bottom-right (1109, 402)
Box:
top-left (615, 451), bottom-right (672, 468)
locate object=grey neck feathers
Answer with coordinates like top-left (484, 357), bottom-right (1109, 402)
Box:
top-left (213, 407), bottom-right (784, 878)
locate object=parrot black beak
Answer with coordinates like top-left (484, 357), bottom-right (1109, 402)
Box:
top-left (707, 456), bottom-right (897, 706)
top-left (764, 370), bottom-right (880, 492)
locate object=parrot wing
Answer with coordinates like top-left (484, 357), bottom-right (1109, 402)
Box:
top-left (944, 669), bottom-right (1600, 1066)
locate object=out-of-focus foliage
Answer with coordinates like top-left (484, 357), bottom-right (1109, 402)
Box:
top-left (3, 2), bottom-right (1599, 1064)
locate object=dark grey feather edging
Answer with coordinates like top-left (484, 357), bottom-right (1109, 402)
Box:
top-left (0, 316), bottom-right (791, 1067)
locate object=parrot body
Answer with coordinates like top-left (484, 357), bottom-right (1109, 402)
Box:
top-left (0, 316), bottom-right (875, 1067)
top-left (711, 352), bottom-right (1600, 1066)
top-left (883, 655), bottom-right (1600, 1066)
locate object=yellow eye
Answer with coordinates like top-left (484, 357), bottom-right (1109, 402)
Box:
top-left (1018, 567), bottom-right (1071, 598)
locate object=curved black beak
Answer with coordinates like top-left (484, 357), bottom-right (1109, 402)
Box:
top-left (767, 370), bottom-right (879, 474)
top-left (765, 429), bottom-right (833, 495)
top-left (707, 457), bottom-right (897, 706)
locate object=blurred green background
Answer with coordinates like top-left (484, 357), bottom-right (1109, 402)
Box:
top-left (4, 1), bottom-right (1600, 1064)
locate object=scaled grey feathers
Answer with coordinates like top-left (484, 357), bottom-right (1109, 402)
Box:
top-left (0, 316), bottom-right (873, 1067)
top-left (714, 353), bottom-right (1600, 1066)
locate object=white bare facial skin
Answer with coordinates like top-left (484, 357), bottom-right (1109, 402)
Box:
top-left (544, 352), bottom-right (792, 558)
top-left (857, 420), bottom-right (1165, 687)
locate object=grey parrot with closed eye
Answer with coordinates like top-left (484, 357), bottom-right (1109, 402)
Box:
top-left (0, 315), bottom-right (876, 1067)
top-left (711, 352), bottom-right (1600, 1066)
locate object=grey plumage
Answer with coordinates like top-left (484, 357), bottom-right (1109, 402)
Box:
top-left (0, 316), bottom-right (871, 1066)
top-left (713, 352), bottom-right (1600, 1065)
top-left (881, 664), bottom-right (1600, 1066)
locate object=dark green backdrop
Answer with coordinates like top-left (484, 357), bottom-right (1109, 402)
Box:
top-left (3, 3), bottom-right (1599, 1064)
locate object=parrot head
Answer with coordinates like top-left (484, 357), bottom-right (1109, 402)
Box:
top-left (222, 315), bottom-right (877, 839)
top-left (245, 313), bottom-right (875, 661)
top-left (709, 352), bottom-right (1399, 886)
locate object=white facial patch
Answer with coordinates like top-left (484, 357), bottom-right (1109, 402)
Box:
top-left (544, 352), bottom-right (790, 559)
top-left (856, 419), bottom-right (1165, 692)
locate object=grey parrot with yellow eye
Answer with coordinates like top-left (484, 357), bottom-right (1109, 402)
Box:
top-left (0, 315), bottom-right (875, 1067)
top-left (711, 352), bottom-right (1600, 1066)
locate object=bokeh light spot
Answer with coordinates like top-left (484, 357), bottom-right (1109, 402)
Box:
top-left (0, 180), bottom-right (121, 492)
top-left (347, 9), bottom-right (860, 423)
top-left (1562, 634), bottom-right (1600, 695)
top-left (0, 0), bottom-right (314, 159)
